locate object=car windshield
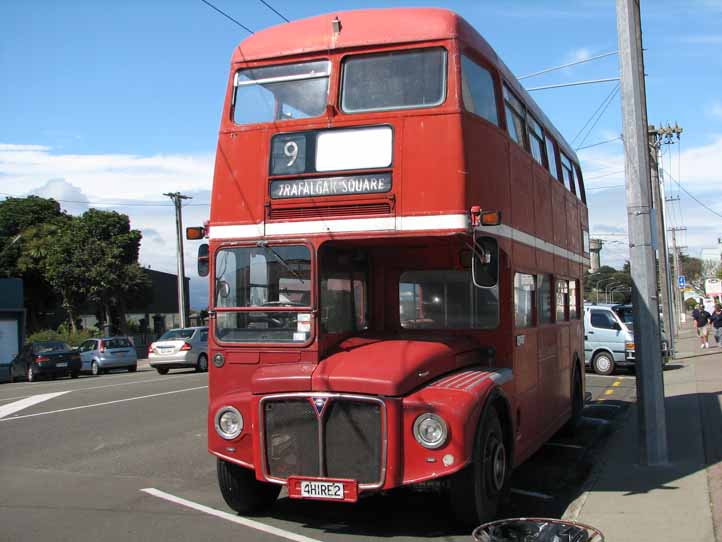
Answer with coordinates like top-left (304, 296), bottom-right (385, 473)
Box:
top-left (233, 60), bottom-right (330, 124)
top-left (159, 329), bottom-right (196, 341)
top-left (33, 341), bottom-right (71, 353)
top-left (614, 306), bottom-right (634, 327)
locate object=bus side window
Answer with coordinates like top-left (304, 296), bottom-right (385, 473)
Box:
top-left (514, 273), bottom-right (536, 328)
top-left (460, 55), bottom-right (499, 126)
top-left (568, 280), bottom-right (579, 319)
top-left (527, 115), bottom-right (546, 167)
top-left (560, 153), bottom-right (574, 193)
top-left (503, 84), bottom-right (526, 148)
top-left (545, 136), bottom-right (560, 180)
top-left (573, 164), bottom-right (586, 203)
top-left (556, 279), bottom-right (569, 322)
top-left (537, 274), bottom-right (552, 324)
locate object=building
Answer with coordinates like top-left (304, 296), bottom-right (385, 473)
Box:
top-left (79, 269), bottom-right (191, 334)
top-left (0, 278), bottom-right (25, 383)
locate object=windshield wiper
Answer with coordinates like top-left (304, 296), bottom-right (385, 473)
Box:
top-left (256, 241), bottom-right (306, 284)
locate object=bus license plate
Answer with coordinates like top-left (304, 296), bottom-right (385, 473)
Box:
top-left (287, 476), bottom-right (358, 502)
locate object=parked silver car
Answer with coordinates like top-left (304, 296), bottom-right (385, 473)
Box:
top-left (148, 327), bottom-right (208, 375)
top-left (78, 337), bottom-right (138, 375)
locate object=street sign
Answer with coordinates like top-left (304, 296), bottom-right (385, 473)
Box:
top-left (678, 275), bottom-right (686, 289)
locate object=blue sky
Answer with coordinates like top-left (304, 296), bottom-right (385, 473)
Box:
top-left (2, 0), bottom-right (721, 308)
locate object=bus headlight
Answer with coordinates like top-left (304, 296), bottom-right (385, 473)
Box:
top-left (413, 413), bottom-right (448, 449)
top-left (215, 406), bottom-right (243, 440)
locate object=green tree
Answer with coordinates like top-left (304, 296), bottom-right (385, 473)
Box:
top-left (75, 209), bottom-right (146, 334)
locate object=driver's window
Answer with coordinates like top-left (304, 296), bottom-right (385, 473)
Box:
top-left (590, 310), bottom-right (616, 330)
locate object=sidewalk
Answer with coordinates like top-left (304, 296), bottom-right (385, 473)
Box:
top-left (565, 322), bottom-right (722, 541)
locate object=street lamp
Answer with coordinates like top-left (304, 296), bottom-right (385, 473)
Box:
top-left (610, 286), bottom-right (631, 303)
top-left (605, 282), bottom-right (622, 303)
top-left (594, 277), bottom-right (618, 303)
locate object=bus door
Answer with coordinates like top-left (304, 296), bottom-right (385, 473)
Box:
top-left (512, 272), bottom-right (541, 449)
top-left (536, 274), bottom-right (560, 428)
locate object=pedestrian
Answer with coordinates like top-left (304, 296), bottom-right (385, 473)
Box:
top-left (694, 303), bottom-right (712, 349)
top-left (710, 304), bottom-right (722, 347)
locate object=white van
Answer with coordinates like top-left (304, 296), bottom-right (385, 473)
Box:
top-left (584, 304), bottom-right (670, 375)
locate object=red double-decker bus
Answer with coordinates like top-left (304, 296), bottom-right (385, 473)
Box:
top-left (192, 8), bottom-right (590, 525)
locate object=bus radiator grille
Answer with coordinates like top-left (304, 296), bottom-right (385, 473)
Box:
top-left (262, 397), bottom-right (383, 485)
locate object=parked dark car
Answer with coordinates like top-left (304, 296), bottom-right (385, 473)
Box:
top-left (9, 341), bottom-right (82, 382)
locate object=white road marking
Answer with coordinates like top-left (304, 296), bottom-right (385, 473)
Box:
top-left (0, 386), bottom-right (207, 421)
top-left (141, 488), bottom-right (325, 542)
top-left (510, 488), bottom-right (554, 500)
top-left (0, 391), bottom-right (70, 419)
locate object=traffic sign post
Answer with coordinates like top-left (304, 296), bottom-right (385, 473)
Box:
top-left (678, 275), bottom-right (686, 289)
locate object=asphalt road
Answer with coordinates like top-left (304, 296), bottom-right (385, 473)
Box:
top-left (0, 365), bottom-right (640, 542)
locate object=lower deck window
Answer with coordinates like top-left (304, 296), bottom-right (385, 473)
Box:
top-left (399, 270), bottom-right (498, 329)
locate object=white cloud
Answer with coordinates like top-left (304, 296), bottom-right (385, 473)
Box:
top-left (566, 47), bottom-right (593, 64)
top-left (29, 178), bottom-right (89, 215)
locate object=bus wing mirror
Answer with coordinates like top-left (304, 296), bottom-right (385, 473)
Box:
top-left (472, 236), bottom-right (498, 288)
top-left (186, 226), bottom-right (206, 240)
top-left (198, 243), bottom-right (209, 277)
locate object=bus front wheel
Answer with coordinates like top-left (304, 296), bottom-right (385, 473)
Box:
top-left (449, 406), bottom-right (509, 526)
top-left (217, 459), bottom-right (280, 515)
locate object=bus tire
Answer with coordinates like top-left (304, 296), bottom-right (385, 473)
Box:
top-left (217, 459), bottom-right (280, 515)
top-left (592, 351), bottom-right (615, 376)
top-left (449, 406), bottom-right (509, 527)
top-left (562, 365), bottom-right (584, 434)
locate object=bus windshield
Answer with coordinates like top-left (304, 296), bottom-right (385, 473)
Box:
top-left (214, 245), bottom-right (312, 343)
top-left (233, 60), bottom-right (331, 124)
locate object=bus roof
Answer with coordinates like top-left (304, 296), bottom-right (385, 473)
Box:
top-left (232, 8), bottom-right (579, 163)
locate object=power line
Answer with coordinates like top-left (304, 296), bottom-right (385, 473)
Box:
top-left (586, 183), bottom-right (625, 191)
top-left (199, 0), bottom-right (254, 34)
top-left (572, 83), bottom-right (621, 147)
top-left (576, 136), bottom-right (623, 151)
top-left (519, 51), bottom-right (618, 80)
top-left (258, 0), bottom-right (290, 22)
top-left (584, 169), bottom-right (625, 180)
top-left (526, 77), bottom-right (619, 92)
top-left (661, 167), bottom-right (722, 221)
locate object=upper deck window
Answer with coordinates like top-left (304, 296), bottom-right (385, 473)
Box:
top-left (545, 136), bottom-right (560, 180)
top-left (573, 164), bottom-right (586, 203)
top-left (527, 115), bottom-right (546, 166)
top-left (460, 55), bottom-right (499, 126)
top-left (503, 85), bottom-right (526, 147)
top-left (560, 153), bottom-right (575, 192)
top-left (233, 60), bottom-right (330, 125)
top-left (341, 48), bottom-right (447, 113)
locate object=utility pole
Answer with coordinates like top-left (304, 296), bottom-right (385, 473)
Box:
top-left (616, 0), bottom-right (668, 465)
top-left (164, 192), bottom-right (192, 328)
top-left (648, 125), bottom-right (674, 353)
